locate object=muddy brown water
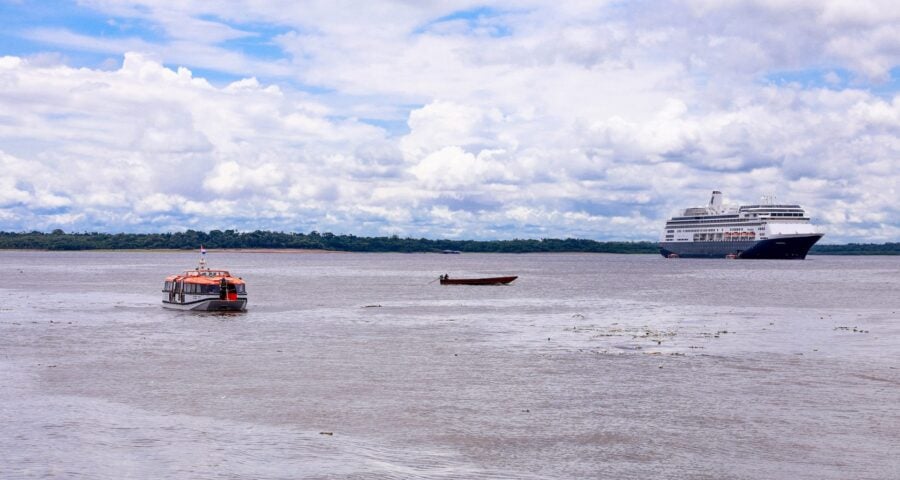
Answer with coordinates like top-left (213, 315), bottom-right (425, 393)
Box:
top-left (1, 251), bottom-right (898, 479)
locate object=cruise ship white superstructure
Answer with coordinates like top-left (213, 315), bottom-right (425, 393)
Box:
top-left (659, 191), bottom-right (824, 259)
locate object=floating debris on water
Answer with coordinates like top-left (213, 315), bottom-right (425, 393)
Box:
top-left (834, 326), bottom-right (870, 333)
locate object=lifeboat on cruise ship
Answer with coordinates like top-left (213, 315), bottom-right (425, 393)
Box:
top-left (162, 247), bottom-right (247, 311)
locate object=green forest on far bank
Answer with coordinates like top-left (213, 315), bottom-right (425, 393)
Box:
top-left (0, 230), bottom-right (898, 255)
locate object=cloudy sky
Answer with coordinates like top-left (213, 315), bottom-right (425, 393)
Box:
top-left (1, 0), bottom-right (898, 242)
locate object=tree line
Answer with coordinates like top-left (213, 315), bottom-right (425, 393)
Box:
top-left (0, 230), bottom-right (896, 254)
top-left (0, 230), bottom-right (659, 253)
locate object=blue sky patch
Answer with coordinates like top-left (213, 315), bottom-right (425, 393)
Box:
top-left (196, 14), bottom-right (292, 61)
top-left (0, 0), bottom-right (163, 69)
top-left (764, 67), bottom-right (852, 89)
top-left (415, 6), bottom-right (515, 37)
top-left (359, 118), bottom-right (411, 137)
top-left (765, 66), bottom-right (900, 99)
top-left (9, 0), bottom-right (164, 42)
top-left (869, 67), bottom-right (900, 98)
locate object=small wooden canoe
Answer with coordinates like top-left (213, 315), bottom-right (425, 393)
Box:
top-left (439, 276), bottom-right (517, 285)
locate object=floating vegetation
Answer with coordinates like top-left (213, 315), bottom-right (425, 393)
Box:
top-left (558, 320), bottom-right (750, 357)
top-left (834, 326), bottom-right (870, 333)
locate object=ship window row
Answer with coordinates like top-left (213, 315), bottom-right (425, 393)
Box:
top-left (672, 215), bottom-right (741, 221)
top-left (668, 214), bottom-right (804, 224)
top-left (666, 223), bottom-right (763, 230)
top-left (670, 224), bottom-right (762, 228)
top-left (668, 218), bottom-right (755, 225)
top-left (669, 220), bottom-right (765, 226)
top-left (741, 205), bottom-right (801, 210)
top-left (693, 232), bottom-right (755, 241)
top-left (162, 282), bottom-right (246, 294)
top-left (674, 227), bottom-right (761, 233)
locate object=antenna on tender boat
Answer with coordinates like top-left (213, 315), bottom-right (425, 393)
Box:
top-left (197, 245), bottom-right (208, 270)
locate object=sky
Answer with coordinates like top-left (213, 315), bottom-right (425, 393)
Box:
top-left (0, 0), bottom-right (898, 243)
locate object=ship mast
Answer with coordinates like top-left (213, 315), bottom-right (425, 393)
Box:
top-left (197, 245), bottom-right (208, 270)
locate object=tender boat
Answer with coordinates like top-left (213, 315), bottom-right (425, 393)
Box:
top-left (162, 247), bottom-right (247, 311)
top-left (439, 275), bottom-right (517, 285)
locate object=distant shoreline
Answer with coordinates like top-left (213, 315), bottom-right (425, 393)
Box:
top-left (0, 231), bottom-right (897, 255)
top-left (1, 249), bottom-right (898, 256)
top-left (1, 247), bottom-right (898, 255)
top-left (0, 248), bottom-right (340, 254)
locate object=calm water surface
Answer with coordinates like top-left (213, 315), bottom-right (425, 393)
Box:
top-left (1, 251), bottom-right (898, 479)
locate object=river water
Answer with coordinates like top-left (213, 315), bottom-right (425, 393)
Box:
top-left (1, 251), bottom-right (898, 479)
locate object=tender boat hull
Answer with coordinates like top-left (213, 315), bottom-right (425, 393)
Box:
top-left (162, 297), bottom-right (247, 311)
top-left (659, 234), bottom-right (823, 259)
top-left (440, 276), bottom-right (517, 285)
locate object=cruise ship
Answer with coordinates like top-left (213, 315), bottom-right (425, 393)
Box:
top-left (659, 191), bottom-right (824, 259)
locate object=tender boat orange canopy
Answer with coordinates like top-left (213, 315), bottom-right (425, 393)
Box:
top-left (165, 270), bottom-right (245, 285)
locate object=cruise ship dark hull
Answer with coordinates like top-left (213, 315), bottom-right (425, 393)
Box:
top-left (659, 234), bottom-right (823, 259)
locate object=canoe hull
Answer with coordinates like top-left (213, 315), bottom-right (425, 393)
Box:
top-left (440, 276), bottom-right (517, 285)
